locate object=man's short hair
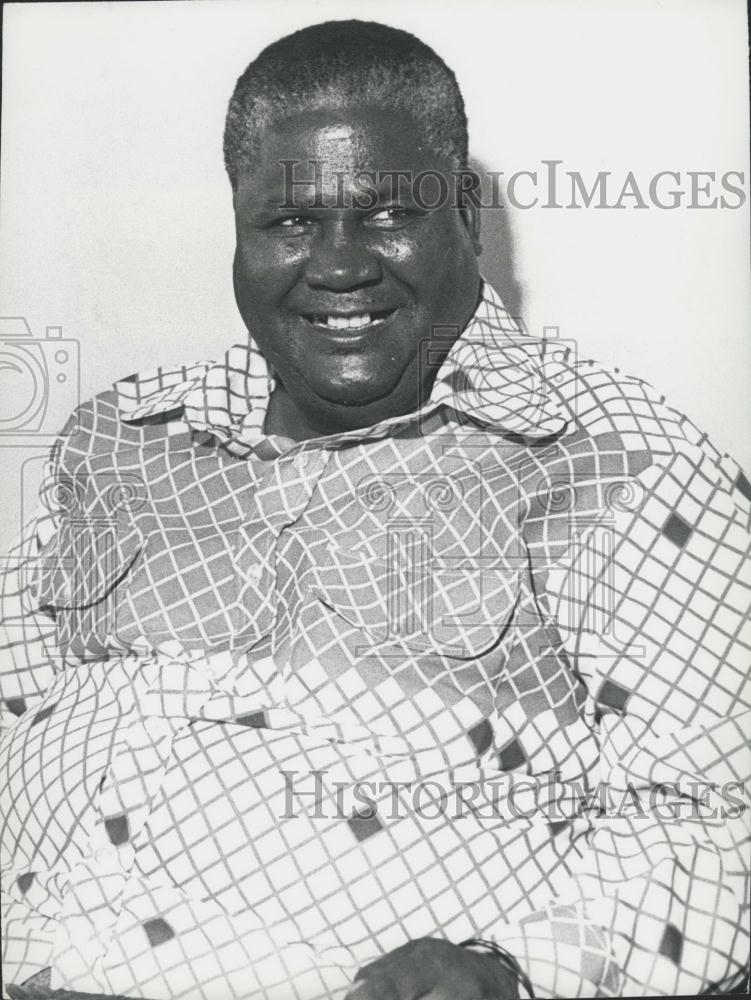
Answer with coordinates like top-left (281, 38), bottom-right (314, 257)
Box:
top-left (223, 19), bottom-right (468, 190)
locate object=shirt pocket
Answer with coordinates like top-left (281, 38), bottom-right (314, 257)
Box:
top-left (30, 516), bottom-right (142, 613)
top-left (29, 514), bottom-right (143, 657)
top-left (310, 538), bottom-right (519, 659)
top-left (28, 468), bottom-right (147, 615)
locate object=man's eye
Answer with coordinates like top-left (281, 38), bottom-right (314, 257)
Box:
top-left (275, 216), bottom-right (314, 229)
top-left (365, 207), bottom-right (411, 227)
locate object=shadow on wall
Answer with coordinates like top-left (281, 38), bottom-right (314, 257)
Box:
top-left (469, 156), bottom-right (523, 322)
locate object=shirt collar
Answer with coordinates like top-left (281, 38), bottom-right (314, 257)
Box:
top-left (116, 280), bottom-right (569, 456)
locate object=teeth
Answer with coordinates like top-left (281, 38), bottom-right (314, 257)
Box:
top-left (305, 311), bottom-right (394, 330)
top-left (310, 313), bottom-right (375, 330)
top-left (313, 313), bottom-right (373, 330)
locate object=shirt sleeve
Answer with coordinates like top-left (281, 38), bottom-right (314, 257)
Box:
top-left (0, 452), bottom-right (66, 733)
top-left (500, 439), bottom-right (751, 997)
top-left (0, 396), bottom-right (122, 726)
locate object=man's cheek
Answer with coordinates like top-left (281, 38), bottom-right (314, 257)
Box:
top-left (371, 229), bottom-right (428, 267)
top-left (236, 236), bottom-right (307, 280)
top-left (380, 225), bottom-right (457, 279)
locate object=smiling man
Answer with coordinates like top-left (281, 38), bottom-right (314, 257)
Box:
top-left (1, 19), bottom-right (750, 1000)
top-left (228, 95), bottom-right (481, 439)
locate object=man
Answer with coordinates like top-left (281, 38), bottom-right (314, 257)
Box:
top-left (1, 19), bottom-right (749, 1000)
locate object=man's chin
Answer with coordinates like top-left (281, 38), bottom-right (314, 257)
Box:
top-left (313, 383), bottom-right (399, 409)
top-left (306, 369), bottom-right (408, 409)
top-left (302, 373), bottom-right (423, 431)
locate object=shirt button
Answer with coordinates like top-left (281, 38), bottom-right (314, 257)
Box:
top-left (95, 846), bottom-right (118, 866)
top-left (246, 565), bottom-right (263, 582)
top-left (293, 452), bottom-right (308, 471)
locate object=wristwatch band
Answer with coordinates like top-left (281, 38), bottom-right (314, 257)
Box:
top-left (460, 937), bottom-right (536, 999)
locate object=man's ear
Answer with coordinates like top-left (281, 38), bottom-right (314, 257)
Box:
top-left (457, 170), bottom-right (483, 256)
top-left (462, 199), bottom-right (483, 257)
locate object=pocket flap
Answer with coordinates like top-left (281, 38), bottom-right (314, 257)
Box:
top-left (312, 544), bottom-right (518, 658)
top-left (30, 518), bottom-right (142, 611)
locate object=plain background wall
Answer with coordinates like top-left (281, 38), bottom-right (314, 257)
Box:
top-left (1, 0), bottom-right (749, 553)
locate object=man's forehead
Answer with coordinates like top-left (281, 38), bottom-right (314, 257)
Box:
top-left (250, 105), bottom-right (446, 177)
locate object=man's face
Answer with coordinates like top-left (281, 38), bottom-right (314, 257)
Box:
top-left (232, 105), bottom-right (481, 436)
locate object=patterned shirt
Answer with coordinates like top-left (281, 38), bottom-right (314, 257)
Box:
top-left (1, 283), bottom-right (749, 999)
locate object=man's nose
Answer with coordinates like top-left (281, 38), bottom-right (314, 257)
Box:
top-left (304, 220), bottom-right (382, 290)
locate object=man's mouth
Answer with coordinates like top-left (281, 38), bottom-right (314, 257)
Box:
top-left (302, 309), bottom-right (395, 331)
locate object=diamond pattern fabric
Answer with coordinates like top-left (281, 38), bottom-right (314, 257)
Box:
top-left (1, 283), bottom-right (749, 998)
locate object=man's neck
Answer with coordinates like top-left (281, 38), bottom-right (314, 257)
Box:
top-left (264, 380), bottom-right (433, 442)
top-left (264, 385), bottom-right (330, 442)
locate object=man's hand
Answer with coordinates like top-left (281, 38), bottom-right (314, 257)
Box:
top-left (344, 938), bottom-right (519, 1000)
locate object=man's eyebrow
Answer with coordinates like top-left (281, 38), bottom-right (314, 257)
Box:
top-left (265, 180), bottom-right (417, 206)
top-left (264, 198), bottom-right (305, 208)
